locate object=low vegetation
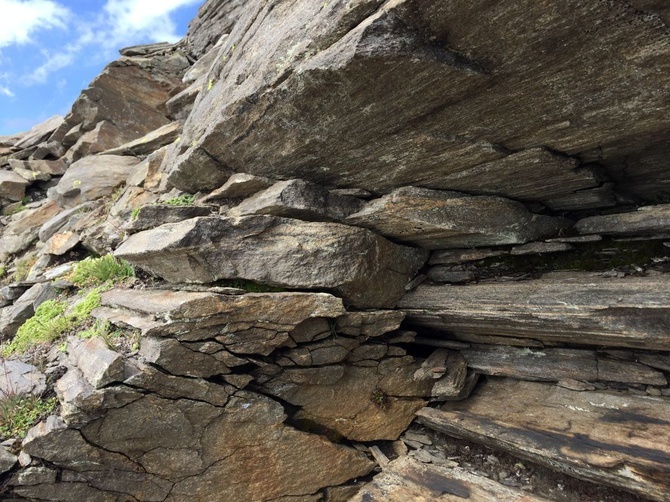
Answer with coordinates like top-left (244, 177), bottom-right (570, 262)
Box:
top-left (162, 194), bottom-right (196, 206)
top-left (0, 394), bottom-right (58, 440)
top-left (69, 254), bottom-right (134, 287)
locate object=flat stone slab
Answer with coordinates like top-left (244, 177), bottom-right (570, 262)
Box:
top-left (0, 170), bottom-right (30, 202)
top-left (115, 215), bottom-right (427, 308)
top-left (348, 187), bottom-right (570, 249)
top-left (400, 272), bottom-right (670, 350)
top-left (101, 122), bottom-right (181, 156)
top-left (0, 359), bottom-right (47, 398)
top-left (201, 173), bottom-right (274, 202)
top-left (417, 378), bottom-right (670, 502)
top-left (575, 203), bottom-right (670, 236)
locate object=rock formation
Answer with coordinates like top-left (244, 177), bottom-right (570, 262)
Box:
top-left (0, 0), bottom-right (669, 501)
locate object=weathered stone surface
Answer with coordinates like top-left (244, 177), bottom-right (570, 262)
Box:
top-left (31, 141), bottom-right (65, 161)
top-left (102, 122), bottom-right (181, 156)
top-left (12, 116), bottom-right (62, 150)
top-left (67, 337), bottom-right (125, 389)
top-left (510, 241), bottom-right (573, 255)
top-left (126, 204), bottom-right (212, 232)
top-left (115, 216), bottom-right (427, 308)
top-left (186, 0), bottom-right (244, 58)
top-left (8, 158), bottom-right (67, 176)
top-left (400, 272), bottom-right (670, 350)
top-left (335, 310), bottom-right (406, 338)
top-left (429, 248), bottom-right (508, 265)
top-left (348, 187), bottom-right (569, 249)
top-left (0, 359), bottom-right (47, 398)
top-left (575, 204), bottom-right (670, 237)
top-left (10, 466), bottom-right (57, 486)
top-left (0, 170), bottom-right (29, 202)
top-left (166, 77), bottom-right (205, 122)
top-left (354, 456), bottom-right (553, 502)
top-left (139, 336), bottom-right (231, 378)
top-left (461, 345), bottom-right (667, 385)
top-left (45, 231), bottom-right (80, 255)
top-left (229, 179), bottom-right (365, 223)
top-left (0, 200), bottom-right (62, 257)
top-left (0, 447), bottom-right (17, 475)
top-left (427, 267), bottom-right (475, 284)
top-left (418, 379), bottom-right (670, 502)
top-left (169, 1), bottom-right (670, 202)
top-left (38, 201), bottom-right (95, 242)
top-left (10, 164), bottom-right (51, 182)
top-left (51, 53), bottom-right (184, 150)
top-left (49, 155), bottom-right (139, 208)
top-left (259, 358), bottom-right (432, 441)
top-left (413, 349), bottom-right (468, 399)
top-left (127, 147), bottom-right (168, 190)
top-left (201, 172), bottom-right (275, 203)
top-left (64, 121), bottom-right (128, 164)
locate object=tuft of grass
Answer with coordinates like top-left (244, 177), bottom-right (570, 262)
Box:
top-left (69, 254), bottom-right (134, 287)
top-left (161, 194), bottom-right (196, 206)
top-left (13, 256), bottom-right (36, 282)
top-left (2, 288), bottom-right (102, 357)
top-left (130, 207), bottom-right (141, 221)
top-left (0, 394), bottom-right (58, 440)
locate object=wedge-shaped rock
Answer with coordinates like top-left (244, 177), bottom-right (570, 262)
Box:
top-left (0, 170), bottom-right (29, 202)
top-left (101, 122), bottom-right (181, 156)
top-left (49, 155), bottom-right (140, 208)
top-left (348, 187), bottom-right (569, 249)
top-left (8, 158), bottom-right (67, 176)
top-left (201, 172), bottom-right (275, 203)
top-left (12, 116), bottom-right (62, 150)
top-left (126, 204), bottom-right (212, 232)
top-left (229, 179), bottom-right (365, 223)
top-left (417, 379), bottom-right (670, 502)
top-left (115, 216), bottom-right (427, 308)
top-left (67, 337), bottom-right (124, 389)
top-left (0, 200), bottom-right (62, 257)
top-left (400, 272), bottom-right (670, 350)
top-left (353, 456), bottom-right (552, 502)
top-left (575, 203), bottom-right (670, 236)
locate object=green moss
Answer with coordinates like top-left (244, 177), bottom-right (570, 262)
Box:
top-left (3, 299), bottom-right (69, 356)
top-left (161, 194), bottom-right (196, 206)
top-left (13, 256), bottom-right (36, 282)
top-left (2, 288), bottom-right (103, 357)
top-left (219, 279), bottom-right (285, 293)
top-left (131, 207), bottom-right (141, 221)
top-left (69, 254), bottom-right (134, 287)
top-left (0, 395), bottom-right (58, 440)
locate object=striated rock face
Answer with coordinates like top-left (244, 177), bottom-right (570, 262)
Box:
top-left (169, 0), bottom-right (670, 203)
top-left (347, 187), bottom-right (570, 249)
top-left (115, 215), bottom-right (427, 308)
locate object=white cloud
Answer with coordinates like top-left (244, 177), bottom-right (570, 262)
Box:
top-left (0, 85), bottom-right (15, 97)
top-left (0, 0), bottom-right (70, 48)
top-left (100, 0), bottom-right (201, 48)
top-left (24, 50), bottom-right (74, 84)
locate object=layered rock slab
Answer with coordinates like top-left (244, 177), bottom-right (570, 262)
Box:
top-left (115, 215), bottom-right (427, 308)
top-left (169, 0), bottom-right (670, 201)
top-left (348, 187), bottom-right (569, 249)
top-left (399, 272), bottom-right (670, 349)
top-left (417, 378), bottom-right (670, 502)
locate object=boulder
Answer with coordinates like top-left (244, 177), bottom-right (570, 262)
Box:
top-left (0, 200), bottom-right (62, 257)
top-left (115, 216), bottom-right (427, 308)
top-left (0, 282), bottom-right (57, 339)
top-left (8, 158), bottom-right (67, 176)
top-left (67, 337), bottom-right (125, 389)
top-left (12, 116), bottom-right (63, 150)
top-left (0, 359), bottom-right (46, 398)
top-left (229, 178), bottom-right (365, 223)
top-left (348, 187), bottom-right (570, 249)
top-left (101, 122), bottom-right (181, 157)
top-left (201, 173), bottom-right (276, 203)
top-left (126, 204), bottom-right (212, 233)
top-left (48, 155), bottom-right (140, 208)
top-left (0, 170), bottom-right (29, 202)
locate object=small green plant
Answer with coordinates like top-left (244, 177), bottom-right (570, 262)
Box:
top-left (69, 254), bottom-right (134, 287)
top-left (13, 256), bottom-right (36, 282)
top-left (0, 264), bottom-right (6, 280)
top-left (370, 388), bottom-right (390, 410)
top-left (6, 196), bottom-right (30, 215)
top-left (131, 207), bottom-right (141, 221)
top-left (0, 394), bottom-right (58, 440)
top-left (78, 318), bottom-right (110, 340)
top-left (162, 194), bottom-right (196, 206)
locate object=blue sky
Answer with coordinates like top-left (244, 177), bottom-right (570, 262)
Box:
top-left (0, 0), bottom-right (202, 135)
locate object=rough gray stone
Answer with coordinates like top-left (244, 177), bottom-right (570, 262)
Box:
top-left (0, 282), bottom-right (56, 339)
top-left (229, 179), bottom-right (365, 223)
top-left (115, 215), bottom-right (427, 308)
top-left (0, 447), bottom-right (17, 475)
top-left (12, 116), bottom-right (63, 150)
top-left (0, 170), bottom-right (29, 202)
top-left (510, 241), bottom-right (573, 255)
top-left (0, 359), bottom-right (46, 398)
top-left (126, 204), bottom-right (212, 233)
top-left (67, 337), bottom-right (125, 389)
top-left (48, 155), bottom-right (140, 208)
top-left (348, 187), bottom-right (570, 249)
top-left (575, 204), bottom-right (670, 237)
top-left (101, 122), bottom-right (181, 157)
top-left (0, 200), bottom-right (62, 257)
top-left (200, 172), bottom-right (275, 203)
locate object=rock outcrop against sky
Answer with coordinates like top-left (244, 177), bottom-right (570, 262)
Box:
top-left (0, 1), bottom-right (669, 501)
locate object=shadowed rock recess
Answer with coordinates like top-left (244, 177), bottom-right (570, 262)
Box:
top-left (0, 1), bottom-right (669, 501)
